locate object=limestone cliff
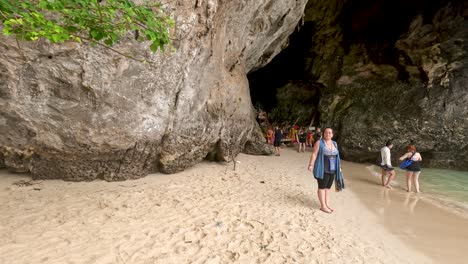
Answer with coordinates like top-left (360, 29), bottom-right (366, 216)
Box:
top-left (0, 0), bottom-right (308, 180)
top-left (306, 2), bottom-right (468, 169)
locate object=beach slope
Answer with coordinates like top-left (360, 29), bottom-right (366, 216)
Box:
top-left (0, 148), bottom-right (436, 263)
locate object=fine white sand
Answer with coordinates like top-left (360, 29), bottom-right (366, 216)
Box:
top-left (0, 148), bottom-right (435, 264)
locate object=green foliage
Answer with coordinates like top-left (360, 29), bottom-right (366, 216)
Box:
top-left (0, 0), bottom-right (174, 52)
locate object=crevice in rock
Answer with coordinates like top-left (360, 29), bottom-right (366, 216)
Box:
top-left (204, 140), bottom-right (224, 162)
top-left (0, 152), bottom-right (5, 169)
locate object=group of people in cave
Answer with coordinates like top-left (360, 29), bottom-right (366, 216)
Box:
top-left (266, 125), bottom-right (322, 156)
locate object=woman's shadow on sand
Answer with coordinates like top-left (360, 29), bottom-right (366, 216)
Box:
top-left (283, 192), bottom-right (319, 208)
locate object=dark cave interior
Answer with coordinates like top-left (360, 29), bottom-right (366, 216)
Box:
top-left (247, 0), bottom-right (460, 128)
top-left (247, 23), bottom-right (316, 127)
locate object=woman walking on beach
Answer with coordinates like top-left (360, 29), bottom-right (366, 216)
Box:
top-left (399, 145), bottom-right (422, 193)
top-left (308, 127), bottom-right (345, 213)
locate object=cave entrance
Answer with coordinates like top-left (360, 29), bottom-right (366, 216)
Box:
top-left (247, 24), bottom-right (322, 134)
top-left (247, 0), bottom-right (453, 135)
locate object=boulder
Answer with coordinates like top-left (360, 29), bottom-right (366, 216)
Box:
top-left (0, 0), bottom-right (306, 180)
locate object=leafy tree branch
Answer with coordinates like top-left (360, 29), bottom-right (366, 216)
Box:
top-left (0, 0), bottom-right (174, 53)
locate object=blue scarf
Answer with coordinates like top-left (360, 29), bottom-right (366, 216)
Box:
top-left (313, 139), bottom-right (345, 191)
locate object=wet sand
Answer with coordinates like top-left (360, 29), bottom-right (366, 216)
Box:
top-left (0, 147), bottom-right (464, 263)
top-left (345, 161), bottom-right (468, 263)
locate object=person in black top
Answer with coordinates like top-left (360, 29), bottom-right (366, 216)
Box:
top-left (314, 127), bottom-right (322, 141)
top-left (273, 127), bottom-right (283, 156)
top-left (298, 129), bottom-right (307, 152)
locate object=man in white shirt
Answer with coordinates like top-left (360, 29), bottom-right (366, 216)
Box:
top-left (380, 141), bottom-right (395, 189)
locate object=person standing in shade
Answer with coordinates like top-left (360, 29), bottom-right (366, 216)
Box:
top-left (314, 127), bottom-right (322, 142)
top-left (380, 140), bottom-right (395, 189)
top-left (273, 126), bottom-right (283, 156)
top-left (308, 127), bottom-right (345, 214)
top-left (399, 144), bottom-right (422, 193)
top-left (298, 128), bottom-right (307, 152)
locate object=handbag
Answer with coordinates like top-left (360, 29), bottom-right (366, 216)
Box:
top-left (399, 152), bottom-right (416, 169)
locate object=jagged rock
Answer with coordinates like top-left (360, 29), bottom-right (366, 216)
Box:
top-left (242, 123), bottom-right (274, 155)
top-left (318, 4), bottom-right (468, 170)
top-left (252, 1), bottom-right (468, 170)
top-left (0, 146), bottom-right (34, 172)
top-left (243, 140), bottom-right (274, 156)
top-left (0, 151), bottom-right (5, 169)
top-left (0, 0), bottom-right (307, 180)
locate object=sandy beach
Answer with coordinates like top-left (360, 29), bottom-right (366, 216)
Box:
top-left (0, 147), bottom-right (466, 264)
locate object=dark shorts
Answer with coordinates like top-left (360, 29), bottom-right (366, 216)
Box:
top-left (316, 172), bottom-right (335, 189)
top-left (274, 139), bottom-right (281, 147)
top-left (299, 138), bottom-right (306, 143)
top-left (380, 165), bottom-right (394, 171)
top-left (406, 162), bottom-right (421, 172)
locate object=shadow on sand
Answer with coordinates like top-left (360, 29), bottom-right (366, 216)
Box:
top-left (283, 192), bottom-right (319, 208)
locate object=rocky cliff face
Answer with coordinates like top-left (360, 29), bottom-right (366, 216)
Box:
top-left (306, 2), bottom-right (468, 169)
top-left (0, 0), bottom-right (308, 180)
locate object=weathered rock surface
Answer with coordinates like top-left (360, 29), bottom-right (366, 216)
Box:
top-left (307, 3), bottom-right (468, 169)
top-left (269, 80), bottom-right (320, 126)
top-left (0, 0), bottom-right (308, 180)
top-left (0, 151), bottom-right (5, 169)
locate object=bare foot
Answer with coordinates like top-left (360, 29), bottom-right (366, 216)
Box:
top-left (384, 185), bottom-right (393, 189)
top-left (319, 207), bottom-right (332, 214)
top-left (327, 206), bottom-right (334, 212)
